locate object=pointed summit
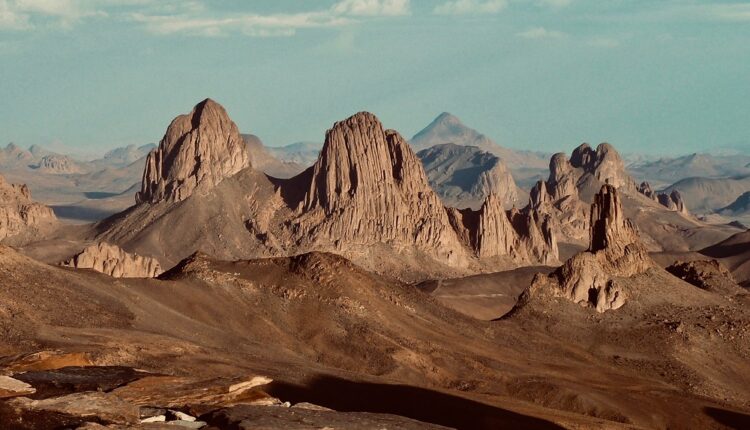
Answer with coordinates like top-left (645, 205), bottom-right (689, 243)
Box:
top-left (136, 98), bottom-right (250, 204)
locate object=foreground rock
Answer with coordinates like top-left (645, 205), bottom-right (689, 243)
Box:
top-left (203, 404), bottom-right (451, 430)
top-left (0, 376), bottom-right (35, 399)
top-left (137, 98), bottom-right (250, 204)
top-left (525, 185), bottom-right (652, 312)
top-left (62, 242), bottom-right (163, 278)
top-left (0, 174), bottom-right (56, 241)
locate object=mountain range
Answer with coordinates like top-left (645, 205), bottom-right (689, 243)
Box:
top-left (0, 99), bottom-right (748, 429)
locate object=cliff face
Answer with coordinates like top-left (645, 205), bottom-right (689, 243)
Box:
top-left (136, 99), bottom-right (250, 204)
top-left (295, 112), bottom-right (471, 267)
top-left (529, 185), bottom-right (652, 312)
top-left (62, 242), bottom-right (163, 278)
top-left (0, 174), bottom-right (56, 241)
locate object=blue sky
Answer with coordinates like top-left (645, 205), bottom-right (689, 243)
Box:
top-left (1, 0), bottom-right (749, 156)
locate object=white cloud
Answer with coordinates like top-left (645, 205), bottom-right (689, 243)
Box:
top-left (0, 0), bottom-right (410, 36)
top-left (332, 0), bottom-right (410, 16)
top-left (131, 12), bottom-right (351, 38)
top-left (433, 0), bottom-right (507, 15)
top-left (516, 26), bottom-right (566, 39)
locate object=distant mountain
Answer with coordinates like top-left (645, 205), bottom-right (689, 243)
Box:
top-left (417, 143), bottom-right (525, 210)
top-left (662, 175), bottom-right (750, 214)
top-left (719, 191), bottom-right (750, 216)
top-left (0, 143), bottom-right (34, 168)
top-left (100, 143), bottom-right (156, 167)
top-left (410, 113), bottom-right (550, 188)
top-left (629, 152), bottom-right (750, 187)
top-left (242, 134), bottom-right (306, 179)
top-left (267, 141), bottom-right (321, 168)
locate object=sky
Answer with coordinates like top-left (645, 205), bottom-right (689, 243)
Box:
top-left (1, 0), bottom-right (749, 157)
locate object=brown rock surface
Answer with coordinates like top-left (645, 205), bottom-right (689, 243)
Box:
top-left (0, 376), bottom-right (35, 399)
top-left (62, 242), bottom-right (163, 278)
top-left (528, 185), bottom-right (652, 312)
top-left (295, 112), bottom-right (472, 269)
top-left (7, 391), bottom-right (140, 425)
top-left (666, 259), bottom-right (742, 295)
top-left (136, 98), bottom-right (250, 204)
top-left (0, 174), bottom-right (56, 241)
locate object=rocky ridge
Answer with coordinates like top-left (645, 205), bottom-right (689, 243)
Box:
top-left (525, 185), bottom-right (652, 312)
top-left (136, 99), bottom-right (250, 204)
top-left (31, 154), bottom-right (82, 174)
top-left (103, 103), bottom-right (560, 279)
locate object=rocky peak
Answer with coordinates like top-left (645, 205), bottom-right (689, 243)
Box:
top-left (589, 184), bottom-right (640, 253)
top-left (136, 99), bottom-right (250, 204)
top-left (296, 112), bottom-right (470, 268)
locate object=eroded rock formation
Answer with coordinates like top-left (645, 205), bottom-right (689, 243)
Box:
top-left (666, 259), bottom-right (740, 295)
top-left (32, 154), bottom-right (82, 174)
top-left (528, 185), bottom-right (652, 312)
top-left (62, 242), bottom-right (163, 278)
top-left (637, 182), bottom-right (690, 215)
top-left (527, 143), bottom-right (640, 245)
top-left (136, 99), bottom-right (250, 204)
top-left (0, 174), bottom-right (56, 241)
top-left (293, 112), bottom-right (471, 267)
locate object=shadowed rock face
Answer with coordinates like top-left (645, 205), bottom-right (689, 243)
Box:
top-left (528, 185), bottom-right (652, 312)
top-left (136, 99), bottom-right (250, 204)
top-left (416, 143), bottom-right (521, 210)
top-left (0, 174), bottom-right (56, 241)
top-left (62, 242), bottom-right (163, 278)
top-left (638, 182), bottom-right (690, 215)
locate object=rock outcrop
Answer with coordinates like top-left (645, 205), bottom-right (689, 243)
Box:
top-left (657, 190), bottom-right (689, 215)
top-left (417, 143), bottom-right (522, 210)
top-left (0, 174), bottom-right (56, 241)
top-left (638, 182), bottom-right (690, 215)
top-left (62, 242), bottom-right (163, 278)
top-left (136, 99), bottom-right (250, 204)
top-left (638, 181), bottom-right (657, 200)
top-left (294, 112), bottom-right (471, 268)
top-left (528, 185), bottom-right (652, 312)
top-left (666, 259), bottom-right (741, 295)
top-left (527, 143), bottom-right (640, 245)
top-left (31, 154), bottom-right (82, 174)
